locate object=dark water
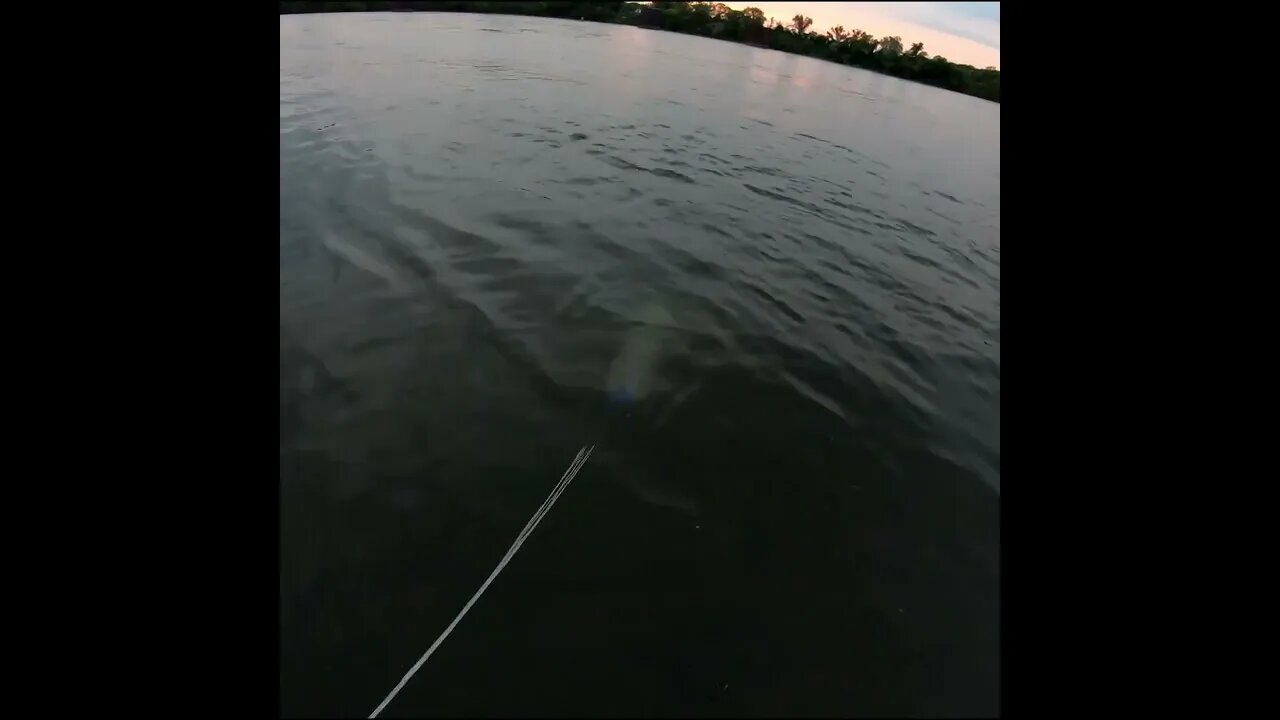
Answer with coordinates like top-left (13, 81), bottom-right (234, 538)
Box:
top-left (281, 12), bottom-right (999, 718)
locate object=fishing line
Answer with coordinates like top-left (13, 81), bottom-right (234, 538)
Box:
top-left (368, 444), bottom-right (595, 719)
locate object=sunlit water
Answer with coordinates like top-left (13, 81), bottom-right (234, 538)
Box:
top-left (281, 12), bottom-right (998, 717)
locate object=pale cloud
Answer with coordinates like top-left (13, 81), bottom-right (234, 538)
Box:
top-left (868, 2), bottom-right (999, 50)
top-left (732, 2), bottom-right (1001, 68)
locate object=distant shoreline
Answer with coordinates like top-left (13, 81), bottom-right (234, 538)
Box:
top-left (628, 16), bottom-right (997, 104)
top-left (279, 2), bottom-right (999, 104)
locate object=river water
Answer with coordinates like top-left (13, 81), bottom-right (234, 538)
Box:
top-left (281, 12), bottom-right (999, 717)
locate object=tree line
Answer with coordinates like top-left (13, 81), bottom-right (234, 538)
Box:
top-left (280, 1), bottom-right (999, 103)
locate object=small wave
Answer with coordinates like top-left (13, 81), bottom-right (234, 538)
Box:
top-left (598, 155), bottom-right (696, 184)
top-left (320, 232), bottom-right (406, 293)
top-left (743, 281), bottom-right (805, 325)
top-left (781, 371), bottom-right (847, 422)
top-left (896, 218), bottom-right (937, 238)
top-left (925, 206), bottom-right (958, 224)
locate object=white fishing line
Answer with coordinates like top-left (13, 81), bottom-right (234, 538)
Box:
top-left (369, 444), bottom-right (596, 718)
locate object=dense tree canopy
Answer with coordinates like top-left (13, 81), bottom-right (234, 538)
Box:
top-left (279, 1), bottom-right (999, 103)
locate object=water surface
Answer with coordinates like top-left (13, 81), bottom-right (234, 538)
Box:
top-left (281, 12), bottom-right (999, 717)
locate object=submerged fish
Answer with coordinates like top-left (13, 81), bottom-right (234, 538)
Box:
top-left (601, 296), bottom-right (738, 419)
top-left (606, 302), bottom-right (678, 407)
top-left (596, 298), bottom-right (743, 518)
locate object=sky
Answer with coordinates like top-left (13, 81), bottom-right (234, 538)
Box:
top-left (728, 2), bottom-right (1000, 69)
